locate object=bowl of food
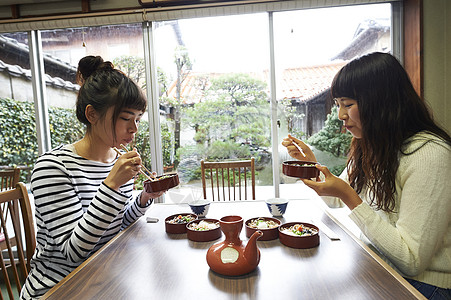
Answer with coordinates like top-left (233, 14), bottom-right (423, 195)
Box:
top-left (245, 217), bottom-right (281, 241)
top-left (144, 173), bottom-right (180, 193)
top-left (278, 222), bottom-right (320, 249)
top-left (282, 161), bottom-right (319, 179)
top-left (165, 213), bottom-right (198, 234)
top-left (186, 219), bottom-right (221, 242)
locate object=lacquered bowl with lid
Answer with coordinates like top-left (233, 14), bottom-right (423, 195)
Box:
top-left (144, 173), bottom-right (179, 193)
top-left (282, 161), bottom-right (319, 179)
top-left (278, 222), bottom-right (320, 249)
top-left (245, 217), bottom-right (281, 241)
top-left (165, 213), bottom-right (198, 234)
top-left (186, 218), bottom-right (222, 242)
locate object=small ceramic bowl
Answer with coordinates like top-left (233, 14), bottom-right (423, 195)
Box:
top-left (186, 219), bottom-right (221, 242)
top-left (165, 213), bottom-right (198, 234)
top-left (245, 217), bottom-right (281, 241)
top-left (265, 198), bottom-right (289, 217)
top-left (278, 222), bottom-right (320, 249)
top-left (188, 199), bottom-right (210, 218)
top-left (144, 173), bottom-right (180, 193)
top-left (282, 161), bottom-right (319, 179)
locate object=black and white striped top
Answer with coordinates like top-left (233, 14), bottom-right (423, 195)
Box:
top-left (21, 144), bottom-right (151, 299)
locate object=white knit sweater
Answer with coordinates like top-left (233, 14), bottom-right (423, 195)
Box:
top-left (21, 144), bottom-right (151, 299)
top-left (323, 131), bottom-right (451, 289)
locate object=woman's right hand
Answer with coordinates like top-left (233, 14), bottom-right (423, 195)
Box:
top-left (104, 149), bottom-right (141, 191)
top-left (281, 134), bottom-right (317, 162)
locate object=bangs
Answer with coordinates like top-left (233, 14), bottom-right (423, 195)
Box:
top-left (117, 77), bottom-right (147, 112)
top-left (331, 64), bottom-right (358, 100)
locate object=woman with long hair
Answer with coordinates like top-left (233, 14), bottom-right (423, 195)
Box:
top-left (283, 52), bottom-right (450, 299)
top-left (21, 56), bottom-right (166, 299)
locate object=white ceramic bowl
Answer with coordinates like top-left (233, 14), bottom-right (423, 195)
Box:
top-left (265, 198), bottom-right (289, 217)
top-left (188, 199), bottom-right (211, 218)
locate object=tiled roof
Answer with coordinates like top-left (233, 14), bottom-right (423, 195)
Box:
top-left (165, 61), bottom-right (346, 104)
top-left (0, 59), bottom-right (79, 91)
top-left (267, 62), bottom-right (346, 102)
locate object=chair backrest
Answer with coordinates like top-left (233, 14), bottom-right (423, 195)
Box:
top-left (0, 183), bottom-right (36, 299)
top-left (0, 168), bottom-right (20, 192)
top-left (201, 158), bottom-right (255, 201)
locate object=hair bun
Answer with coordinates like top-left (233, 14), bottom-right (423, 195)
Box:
top-left (76, 55), bottom-right (114, 84)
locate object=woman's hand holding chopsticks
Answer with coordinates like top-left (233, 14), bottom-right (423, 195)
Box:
top-left (104, 147), bottom-right (144, 191)
top-left (112, 145), bottom-right (165, 205)
top-left (111, 146), bottom-right (152, 181)
top-left (281, 134), bottom-right (318, 162)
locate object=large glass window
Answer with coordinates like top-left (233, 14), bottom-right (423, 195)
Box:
top-left (39, 25), bottom-right (145, 147)
top-left (0, 32), bottom-right (35, 181)
top-left (154, 14), bottom-right (272, 200)
top-left (273, 4), bottom-right (391, 195)
top-left (0, 2), bottom-right (394, 198)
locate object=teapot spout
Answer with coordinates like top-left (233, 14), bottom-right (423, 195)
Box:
top-left (244, 230), bottom-right (263, 266)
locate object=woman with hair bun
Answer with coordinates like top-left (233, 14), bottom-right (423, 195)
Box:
top-left (283, 52), bottom-right (450, 299)
top-left (21, 56), bottom-right (166, 299)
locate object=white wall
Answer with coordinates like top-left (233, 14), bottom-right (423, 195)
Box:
top-left (423, 0), bottom-right (451, 133)
top-left (0, 72), bottom-right (77, 109)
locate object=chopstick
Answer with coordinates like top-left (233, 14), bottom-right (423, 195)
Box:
top-left (290, 138), bottom-right (307, 157)
top-left (112, 146), bottom-right (155, 181)
top-left (119, 144), bottom-right (155, 179)
top-left (312, 219), bottom-right (341, 241)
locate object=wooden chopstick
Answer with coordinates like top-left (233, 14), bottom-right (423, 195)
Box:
top-left (290, 138), bottom-right (307, 157)
top-left (119, 144), bottom-right (156, 180)
top-left (113, 147), bottom-right (155, 181)
top-left (120, 144), bottom-right (154, 178)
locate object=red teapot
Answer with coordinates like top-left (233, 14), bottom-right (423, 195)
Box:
top-left (206, 215), bottom-right (263, 276)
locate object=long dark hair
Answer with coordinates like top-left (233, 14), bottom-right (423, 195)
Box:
top-left (75, 55), bottom-right (147, 141)
top-left (331, 52), bottom-right (451, 212)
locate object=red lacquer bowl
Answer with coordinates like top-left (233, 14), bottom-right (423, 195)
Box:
top-left (245, 217), bottom-right (281, 241)
top-left (278, 222), bottom-right (320, 249)
top-left (144, 173), bottom-right (179, 193)
top-left (282, 161), bottom-right (319, 179)
top-left (165, 213), bottom-right (198, 234)
top-left (186, 219), bottom-right (222, 242)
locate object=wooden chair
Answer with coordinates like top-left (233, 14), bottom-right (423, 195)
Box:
top-left (0, 183), bottom-right (36, 299)
top-left (201, 158), bottom-right (256, 201)
top-left (0, 168), bottom-right (22, 260)
top-left (0, 168), bottom-right (20, 192)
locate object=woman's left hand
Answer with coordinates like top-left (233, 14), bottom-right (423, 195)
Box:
top-left (302, 164), bottom-right (362, 210)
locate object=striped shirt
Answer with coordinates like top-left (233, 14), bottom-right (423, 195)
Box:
top-left (21, 144), bottom-right (151, 299)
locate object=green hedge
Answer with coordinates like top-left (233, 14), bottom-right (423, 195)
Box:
top-left (0, 97), bottom-right (85, 181)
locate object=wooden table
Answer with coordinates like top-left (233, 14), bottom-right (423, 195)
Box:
top-left (42, 199), bottom-right (425, 300)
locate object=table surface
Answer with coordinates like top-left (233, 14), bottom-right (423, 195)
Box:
top-left (42, 198), bottom-right (425, 300)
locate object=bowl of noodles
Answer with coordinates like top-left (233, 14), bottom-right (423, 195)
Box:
top-left (144, 173), bottom-right (180, 193)
top-left (186, 219), bottom-right (221, 242)
top-left (245, 217), bottom-right (281, 241)
top-left (278, 222), bottom-right (320, 248)
top-left (282, 161), bottom-right (319, 179)
top-left (165, 213), bottom-right (198, 234)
